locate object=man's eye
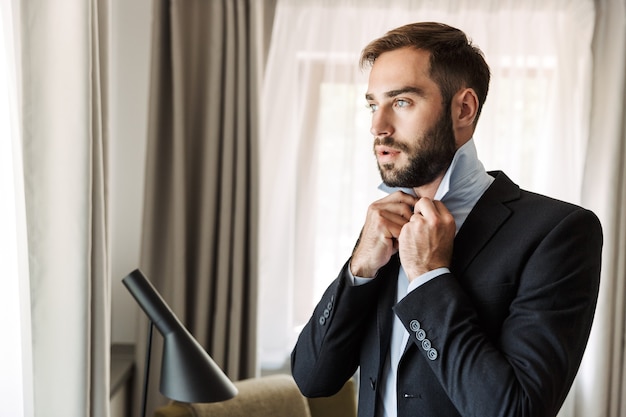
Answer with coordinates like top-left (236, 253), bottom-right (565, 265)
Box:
top-left (395, 99), bottom-right (410, 108)
top-left (366, 103), bottom-right (378, 113)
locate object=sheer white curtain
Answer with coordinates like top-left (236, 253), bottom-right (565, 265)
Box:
top-left (18, 0), bottom-right (111, 416)
top-left (0, 1), bottom-right (33, 416)
top-left (259, 0), bottom-right (595, 405)
top-left (576, 1), bottom-right (626, 416)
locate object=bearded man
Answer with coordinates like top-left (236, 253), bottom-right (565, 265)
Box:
top-left (291, 22), bottom-right (602, 417)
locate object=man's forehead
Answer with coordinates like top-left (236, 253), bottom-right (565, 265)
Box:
top-left (366, 65), bottom-right (437, 100)
top-left (367, 48), bottom-right (432, 84)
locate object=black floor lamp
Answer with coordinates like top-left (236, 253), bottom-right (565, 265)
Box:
top-left (123, 269), bottom-right (238, 417)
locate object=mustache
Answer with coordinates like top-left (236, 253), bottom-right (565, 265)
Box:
top-left (373, 137), bottom-right (411, 153)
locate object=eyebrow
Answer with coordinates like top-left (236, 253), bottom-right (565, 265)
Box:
top-left (365, 86), bottom-right (425, 101)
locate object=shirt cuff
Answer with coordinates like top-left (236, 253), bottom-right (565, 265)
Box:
top-left (347, 262), bottom-right (373, 286)
top-left (407, 267), bottom-right (450, 293)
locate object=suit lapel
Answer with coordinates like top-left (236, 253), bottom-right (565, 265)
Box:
top-left (451, 171), bottom-right (520, 275)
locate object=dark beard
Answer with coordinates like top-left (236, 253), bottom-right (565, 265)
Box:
top-left (376, 109), bottom-right (456, 188)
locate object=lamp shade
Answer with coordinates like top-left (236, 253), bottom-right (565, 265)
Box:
top-left (123, 269), bottom-right (238, 403)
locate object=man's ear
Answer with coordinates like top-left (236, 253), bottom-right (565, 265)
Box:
top-left (453, 88), bottom-right (479, 129)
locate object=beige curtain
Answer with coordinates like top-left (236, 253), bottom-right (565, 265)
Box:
top-left (570, 0), bottom-right (626, 416)
top-left (137, 0), bottom-right (269, 415)
top-left (20, 0), bottom-right (111, 416)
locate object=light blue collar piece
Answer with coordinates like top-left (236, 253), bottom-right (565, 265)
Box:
top-left (378, 138), bottom-right (493, 232)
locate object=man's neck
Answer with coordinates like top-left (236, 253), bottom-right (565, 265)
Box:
top-left (412, 174), bottom-right (445, 199)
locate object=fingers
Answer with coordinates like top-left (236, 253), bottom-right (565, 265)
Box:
top-left (368, 192), bottom-right (417, 233)
top-left (411, 198), bottom-right (454, 224)
top-left (380, 191), bottom-right (419, 219)
top-left (351, 193), bottom-right (456, 279)
top-left (366, 192), bottom-right (418, 238)
top-left (399, 198), bottom-right (455, 280)
top-left (350, 191), bottom-right (418, 277)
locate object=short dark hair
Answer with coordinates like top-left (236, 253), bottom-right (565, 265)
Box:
top-left (360, 22), bottom-right (491, 123)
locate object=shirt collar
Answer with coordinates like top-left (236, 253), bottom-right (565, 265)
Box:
top-left (378, 138), bottom-right (479, 198)
top-left (378, 138), bottom-right (493, 232)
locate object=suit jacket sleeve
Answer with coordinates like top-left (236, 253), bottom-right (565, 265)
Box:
top-left (393, 207), bottom-right (602, 417)
top-left (291, 259), bottom-right (390, 397)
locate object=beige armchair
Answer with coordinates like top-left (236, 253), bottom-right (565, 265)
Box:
top-left (154, 374), bottom-right (357, 417)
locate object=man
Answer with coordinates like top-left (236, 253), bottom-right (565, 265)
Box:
top-left (290, 22), bottom-right (602, 417)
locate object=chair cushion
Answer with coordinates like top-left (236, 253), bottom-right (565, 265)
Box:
top-left (157, 374), bottom-right (312, 417)
top-left (306, 378), bottom-right (357, 417)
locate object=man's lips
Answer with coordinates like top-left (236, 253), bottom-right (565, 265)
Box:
top-left (375, 145), bottom-right (401, 163)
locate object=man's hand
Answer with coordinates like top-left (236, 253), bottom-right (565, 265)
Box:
top-left (398, 197), bottom-right (455, 281)
top-left (350, 191), bottom-right (418, 278)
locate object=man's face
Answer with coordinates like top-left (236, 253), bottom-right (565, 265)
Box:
top-left (366, 47), bottom-right (456, 188)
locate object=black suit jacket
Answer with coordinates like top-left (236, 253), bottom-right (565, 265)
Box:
top-left (291, 171), bottom-right (602, 417)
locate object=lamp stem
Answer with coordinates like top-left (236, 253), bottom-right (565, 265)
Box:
top-left (140, 320), bottom-right (154, 417)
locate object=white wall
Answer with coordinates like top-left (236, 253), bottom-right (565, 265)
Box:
top-left (109, 0), bottom-right (153, 344)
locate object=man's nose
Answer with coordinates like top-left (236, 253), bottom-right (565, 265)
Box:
top-left (370, 107), bottom-right (394, 138)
